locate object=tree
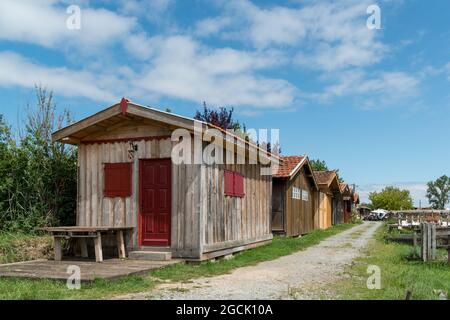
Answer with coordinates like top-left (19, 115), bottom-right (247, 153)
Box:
top-left (0, 85), bottom-right (77, 232)
top-left (0, 115), bottom-right (13, 216)
top-left (194, 102), bottom-right (242, 131)
top-left (426, 175), bottom-right (450, 209)
top-left (310, 158), bottom-right (344, 182)
top-left (310, 159), bottom-right (328, 171)
top-left (369, 186), bottom-right (414, 211)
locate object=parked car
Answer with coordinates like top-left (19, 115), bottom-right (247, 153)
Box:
top-left (364, 209), bottom-right (389, 221)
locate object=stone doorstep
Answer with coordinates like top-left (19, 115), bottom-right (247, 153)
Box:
top-left (128, 251), bottom-right (172, 261)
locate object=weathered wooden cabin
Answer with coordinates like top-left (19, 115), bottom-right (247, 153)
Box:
top-left (52, 98), bottom-right (275, 261)
top-left (313, 171), bottom-right (341, 230)
top-left (271, 156), bottom-right (318, 236)
top-left (340, 183), bottom-right (352, 223)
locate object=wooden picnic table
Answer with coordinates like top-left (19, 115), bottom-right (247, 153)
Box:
top-left (38, 226), bottom-right (133, 263)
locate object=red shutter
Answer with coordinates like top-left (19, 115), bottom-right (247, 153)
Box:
top-left (234, 173), bottom-right (245, 197)
top-left (104, 163), bottom-right (132, 197)
top-left (224, 170), bottom-right (234, 196)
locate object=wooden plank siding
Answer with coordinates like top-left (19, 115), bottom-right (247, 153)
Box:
top-left (65, 102), bottom-right (275, 260)
top-left (272, 166), bottom-right (318, 237)
top-left (316, 192), bottom-right (333, 230)
top-left (77, 138), bottom-right (173, 249)
top-left (77, 136), bottom-right (273, 260)
top-left (201, 164), bottom-right (272, 254)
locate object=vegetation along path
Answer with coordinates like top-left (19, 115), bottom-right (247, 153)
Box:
top-left (118, 221), bottom-right (382, 300)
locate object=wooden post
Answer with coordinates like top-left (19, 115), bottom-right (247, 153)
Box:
top-left (79, 238), bottom-right (88, 258)
top-left (116, 230), bottom-right (126, 259)
top-left (427, 223), bottom-right (432, 261)
top-left (413, 231), bottom-right (417, 250)
top-left (421, 223), bottom-right (427, 262)
top-left (54, 237), bottom-right (62, 261)
top-left (431, 224), bottom-right (437, 260)
top-left (93, 232), bottom-right (103, 263)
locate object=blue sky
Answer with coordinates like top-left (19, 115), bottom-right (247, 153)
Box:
top-left (0, 0), bottom-right (449, 206)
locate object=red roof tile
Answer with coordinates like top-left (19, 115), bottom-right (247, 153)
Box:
top-left (274, 156), bottom-right (305, 178)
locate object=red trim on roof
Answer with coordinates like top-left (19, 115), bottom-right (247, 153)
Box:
top-left (81, 135), bottom-right (171, 145)
top-left (120, 97), bottom-right (129, 115)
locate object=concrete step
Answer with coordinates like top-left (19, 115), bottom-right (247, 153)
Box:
top-left (129, 251), bottom-right (172, 261)
top-left (139, 246), bottom-right (171, 252)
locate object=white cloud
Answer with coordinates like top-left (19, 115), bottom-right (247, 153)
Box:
top-left (198, 0), bottom-right (386, 71)
top-left (195, 17), bottom-right (232, 37)
top-left (0, 0), bottom-right (418, 111)
top-left (0, 51), bottom-right (119, 102)
top-left (118, 0), bottom-right (173, 23)
top-left (316, 70), bottom-right (420, 107)
top-left (135, 36), bottom-right (296, 107)
top-left (0, 0), bottom-right (136, 50)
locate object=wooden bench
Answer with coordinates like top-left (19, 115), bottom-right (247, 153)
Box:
top-left (39, 227), bottom-right (133, 263)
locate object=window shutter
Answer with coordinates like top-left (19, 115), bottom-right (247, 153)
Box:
top-left (234, 172), bottom-right (245, 197)
top-left (224, 170), bottom-right (234, 196)
top-left (104, 163), bottom-right (132, 197)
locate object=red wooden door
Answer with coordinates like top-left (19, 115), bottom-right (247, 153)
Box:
top-left (139, 159), bottom-right (171, 246)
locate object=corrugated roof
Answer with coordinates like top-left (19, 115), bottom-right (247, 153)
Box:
top-left (274, 156), bottom-right (305, 178)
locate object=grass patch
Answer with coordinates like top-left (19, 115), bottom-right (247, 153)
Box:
top-left (0, 275), bottom-right (157, 300)
top-left (0, 223), bottom-right (357, 300)
top-left (0, 233), bottom-right (53, 264)
top-left (330, 224), bottom-right (450, 300)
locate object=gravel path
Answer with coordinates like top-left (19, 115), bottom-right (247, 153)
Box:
top-left (117, 221), bottom-right (381, 300)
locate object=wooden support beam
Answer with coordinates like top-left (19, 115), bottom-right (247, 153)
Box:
top-left (93, 232), bottom-right (103, 263)
top-left (116, 230), bottom-right (126, 259)
top-left (54, 238), bottom-right (62, 261)
top-left (79, 238), bottom-right (88, 258)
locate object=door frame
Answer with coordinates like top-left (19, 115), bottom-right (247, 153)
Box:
top-left (138, 158), bottom-right (172, 247)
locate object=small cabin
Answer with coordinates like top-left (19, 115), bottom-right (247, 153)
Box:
top-left (313, 171), bottom-right (341, 230)
top-left (52, 99), bottom-right (275, 261)
top-left (271, 156), bottom-right (318, 236)
top-left (340, 183), bottom-right (352, 223)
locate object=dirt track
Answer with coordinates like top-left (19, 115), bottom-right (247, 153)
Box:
top-left (117, 221), bottom-right (381, 300)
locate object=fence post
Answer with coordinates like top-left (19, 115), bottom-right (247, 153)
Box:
top-left (431, 224), bottom-right (437, 260)
top-left (421, 222), bottom-right (427, 262)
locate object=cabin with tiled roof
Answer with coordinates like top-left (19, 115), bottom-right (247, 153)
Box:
top-left (313, 171), bottom-right (343, 229)
top-left (340, 183), bottom-right (352, 223)
top-left (272, 156), bottom-right (319, 236)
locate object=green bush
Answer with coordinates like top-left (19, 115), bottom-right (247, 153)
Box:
top-left (0, 86), bottom-right (77, 233)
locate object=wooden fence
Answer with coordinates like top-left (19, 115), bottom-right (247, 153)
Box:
top-left (417, 223), bottom-right (450, 263)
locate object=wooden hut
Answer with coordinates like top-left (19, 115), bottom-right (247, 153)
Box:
top-left (271, 156), bottom-right (318, 236)
top-left (340, 183), bottom-right (352, 223)
top-left (313, 171), bottom-right (341, 230)
top-left (52, 98), bottom-right (275, 261)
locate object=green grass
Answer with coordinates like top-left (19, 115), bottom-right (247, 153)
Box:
top-left (0, 223), bottom-right (357, 300)
top-left (0, 233), bottom-right (53, 264)
top-left (0, 276), bottom-right (157, 300)
top-left (330, 224), bottom-right (450, 300)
